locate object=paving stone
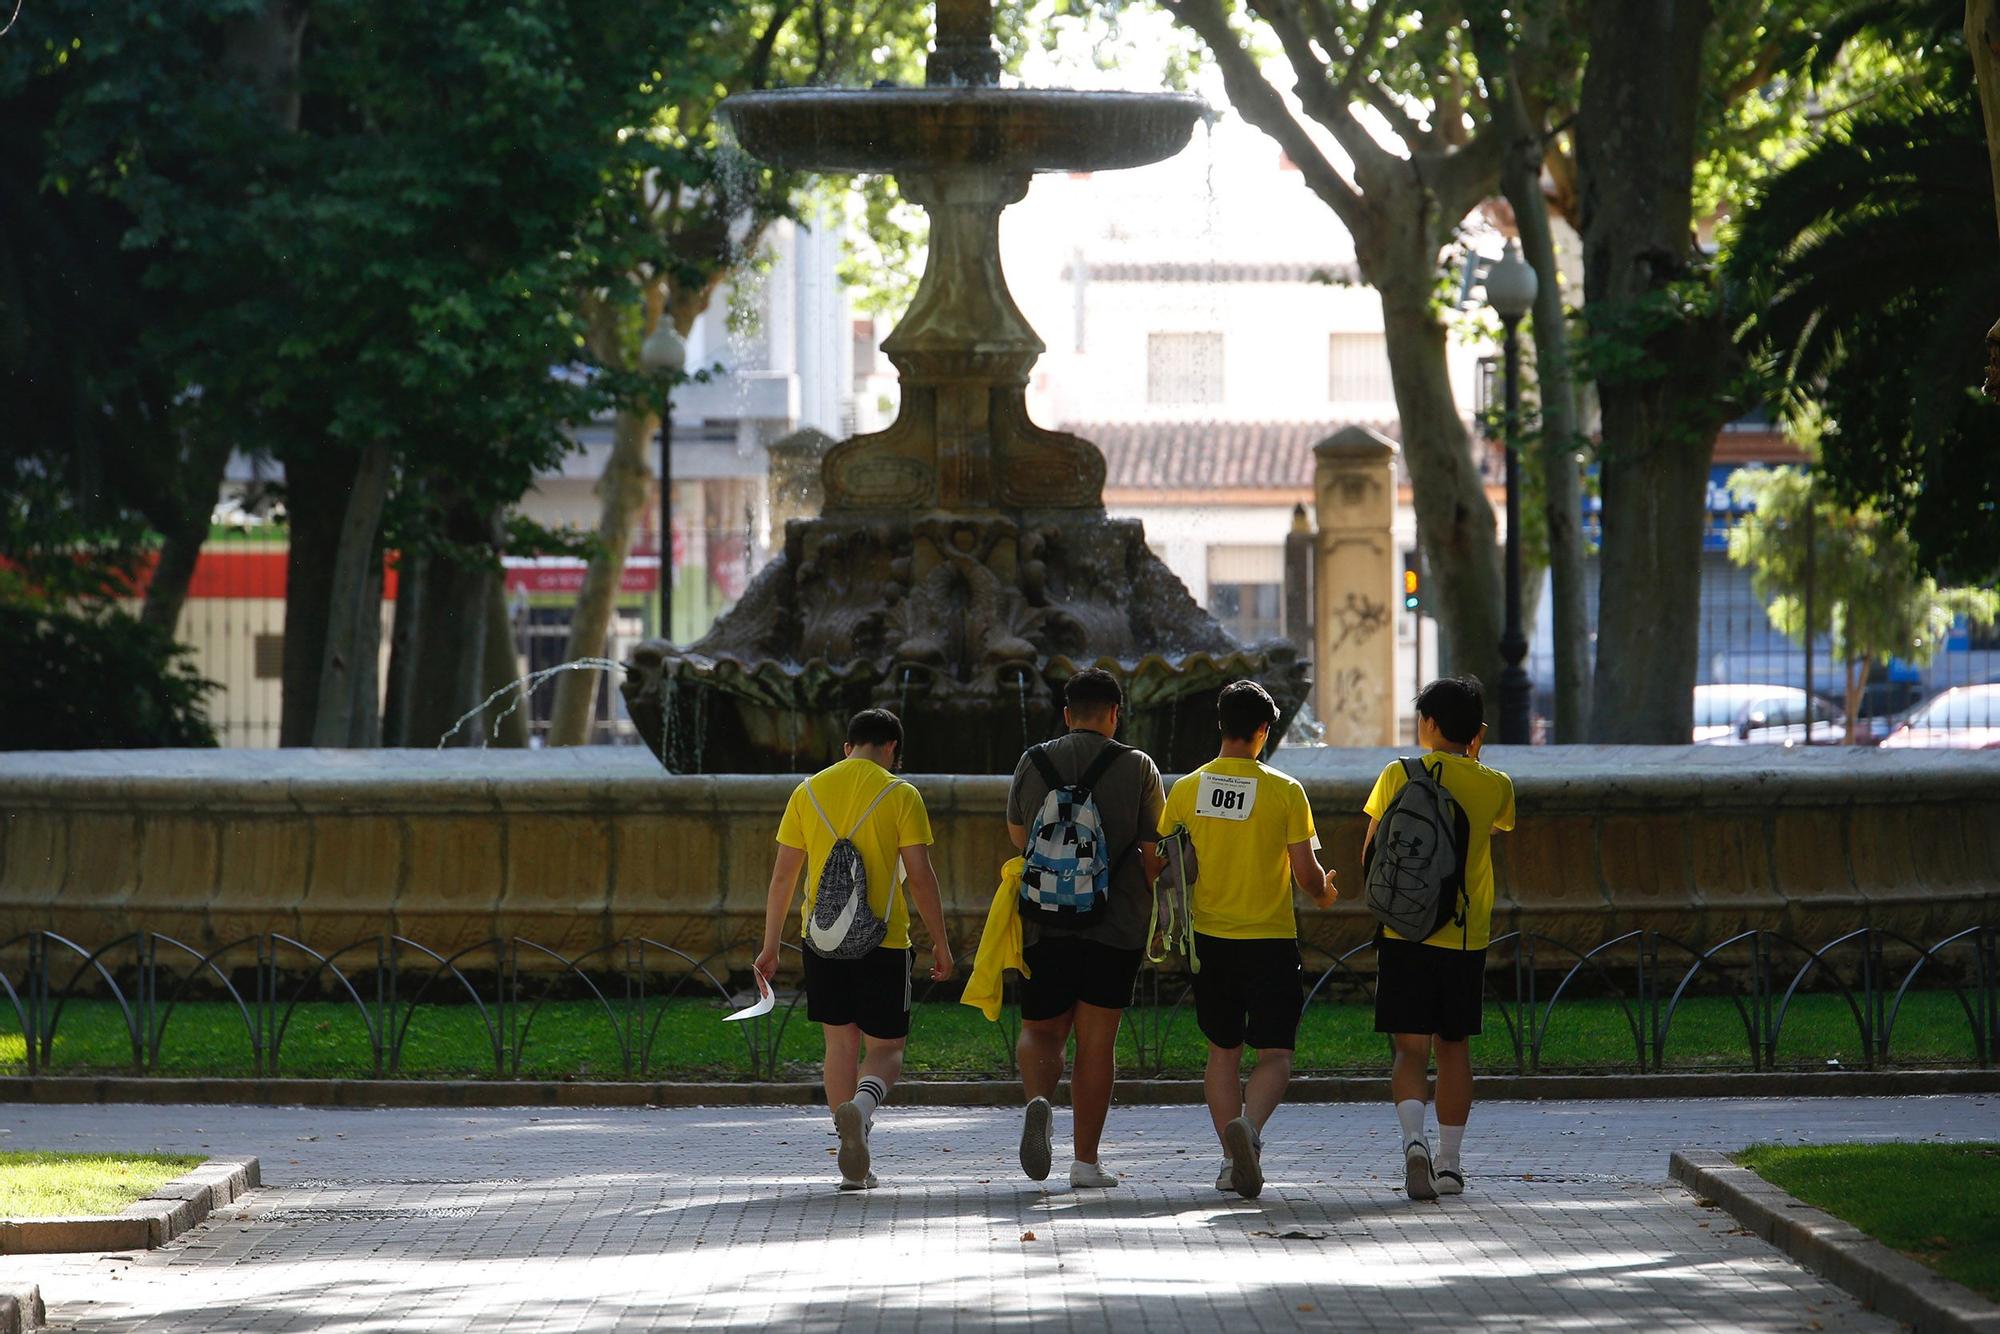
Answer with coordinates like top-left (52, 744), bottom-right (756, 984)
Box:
top-left (0, 1095), bottom-right (1987, 1331)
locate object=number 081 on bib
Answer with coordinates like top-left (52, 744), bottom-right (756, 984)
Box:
top-left (1196, 772), bottom-right (1257, 821)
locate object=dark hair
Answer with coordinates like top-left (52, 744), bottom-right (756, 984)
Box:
top-left (1416, 675), bottom-right (1484, 745)
top-left (847, 708), bottom-right (904, 751)
top-left (1064, 668), bottom-right (1123, 716)
top-left (1216, 680), bottom-right (1279, 742)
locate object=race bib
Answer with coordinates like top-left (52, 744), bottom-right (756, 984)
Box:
top-left (1196, 772), bottom-right (1257, 822)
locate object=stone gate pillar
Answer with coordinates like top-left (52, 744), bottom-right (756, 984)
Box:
top-left (1312, 426), bottom-right (1398, 745)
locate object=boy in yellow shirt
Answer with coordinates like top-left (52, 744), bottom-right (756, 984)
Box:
top-left (1363, 676), bottom-right (1515, 1201)
top-left (755, 709), bottom-right (955, 1191)
top-left (1159, 681), bottom-right (1337, 1199)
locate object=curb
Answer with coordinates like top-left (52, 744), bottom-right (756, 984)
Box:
top-left (0, 1287), bottom-right (42, 1333)
top-left (0, 1070), bottom-right (1994, 1109)
top-left (1671, 1149), bottom-right (2000, 1334)
top-left (0, 1157), bottom-right (258, 1256)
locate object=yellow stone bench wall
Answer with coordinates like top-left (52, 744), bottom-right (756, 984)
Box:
top-left (0, 748), bottom-right (1992, 972)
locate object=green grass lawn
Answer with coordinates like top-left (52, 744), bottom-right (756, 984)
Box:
top-left (0, 1151), bottom-right (205, 1218)
top-left (0, 989), bottom-right (1977, 1080)
top-left (1737, 1143), bottom-right (2000, 1302)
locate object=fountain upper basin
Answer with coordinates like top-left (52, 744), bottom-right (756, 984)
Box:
top-left (721, 88), bottom-right (1208, 174)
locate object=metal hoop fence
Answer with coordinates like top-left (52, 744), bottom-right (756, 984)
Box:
top-left (0, 925), bottom-right (1990, 1080)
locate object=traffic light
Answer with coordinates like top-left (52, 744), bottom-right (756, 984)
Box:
top-left (1402, 557), bottom-right (1420, 612)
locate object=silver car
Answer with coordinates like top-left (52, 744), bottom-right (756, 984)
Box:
top-left (1877, 684), bottom-right (2000, 750)
top-left (1693, 684), bottom-right (1846, 745)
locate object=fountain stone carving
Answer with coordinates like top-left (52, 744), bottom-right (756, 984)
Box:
top-left (622, 0), bottom-right (1309, 773)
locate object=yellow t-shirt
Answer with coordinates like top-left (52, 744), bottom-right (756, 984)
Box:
top-left (776, 757), bottom-right (934, 950)
top-left (1363, 751), bottom-right (1516, 951)
top-left (1159, 757), bottom-right (1316, 940)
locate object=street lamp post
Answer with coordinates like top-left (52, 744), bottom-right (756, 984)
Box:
top-left (640, 317), bottom-right (688, 643)
top-left (1483, 239), bottom-right (1537, 745)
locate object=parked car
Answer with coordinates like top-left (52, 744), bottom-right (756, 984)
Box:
top-left (1876, 683), bottom-right (2000, 749)
top-left (1692, 684), bottom-right (1846, 745)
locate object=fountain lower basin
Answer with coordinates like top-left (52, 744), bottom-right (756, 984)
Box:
top-left (721, 88), bottom-right (1207, 174)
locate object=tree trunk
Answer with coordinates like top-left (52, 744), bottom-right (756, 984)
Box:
top-left (277, 447), bottom-right (349, 745)
top-left (221, 0), bottom-right (309, 129)
top-left (1579, 0), bottom-right (1730, 744)
top-left (1968, 2), bottom-right (2000, 398)
top-left (1844, 655), bottom-right (1868, 745)
top-left (401, 493), bottom-right (502, 748)
top-left (1501, 133), bottom-right (1591, 742)
top-left (546, 406), bottom-right (656, 745)
top-left (311, 443), bottom-right (392, 747)
top-left (1971, 1), bottom-right (2000, 239)
top-left (381, 548), bottom-right (425, 746)
top-left (1378, 284), bottom-right (1504, 709)
top-left (144, 5), bottom-right (305, 634)
top-left (483, 575), bottom-right (529, 748)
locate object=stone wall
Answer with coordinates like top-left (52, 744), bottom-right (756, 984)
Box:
top-left (0, 747), bottom-right (1993, 972)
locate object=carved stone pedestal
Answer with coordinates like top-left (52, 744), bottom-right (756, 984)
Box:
top-left (1312, 427), bottom-right (1398, 746)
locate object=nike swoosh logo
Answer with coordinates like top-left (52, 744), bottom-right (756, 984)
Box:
top-left (809, 886), bottom-right (861, 953)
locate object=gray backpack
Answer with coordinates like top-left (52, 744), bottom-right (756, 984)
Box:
top-left (1363, 757), bottom-right (1472, 944)
top-left (802, 778), bottom-right (906, 959)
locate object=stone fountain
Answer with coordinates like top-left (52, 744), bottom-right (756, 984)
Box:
top-left (621, 0), bottom-right (1309, 774)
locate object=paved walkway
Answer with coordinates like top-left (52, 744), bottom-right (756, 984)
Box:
top-left (0, 1096), bottom-right (1990, 1331)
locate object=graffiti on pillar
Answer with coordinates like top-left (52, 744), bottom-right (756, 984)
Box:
top-left (1322, 666), bottom-right (1373, 739)
top-left (1328, 593), bottom-right (1389, 654)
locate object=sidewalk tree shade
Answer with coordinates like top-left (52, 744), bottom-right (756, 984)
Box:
top-left (1726, 463), bottom-right (1999, 740)
top-left (1736, 1142), bottom-right (2000, 1302)
top-left (0, 1151), bottom-right (203, 1219)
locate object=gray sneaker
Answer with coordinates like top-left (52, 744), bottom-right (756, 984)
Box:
top-left (837, 1172), bottom-right (879, 1191)
top-left (1020, 1096), bottom-right (1053, 1182)
top-left (1222, 1116), bottom-right (1264, 1199)
top-left (1215, 1158), bottom-right (1236, 1192)
top-left (1404, 1138), bottom-right (1438, 1201)
top-left (834, 1101), bottom-right (871, 1185)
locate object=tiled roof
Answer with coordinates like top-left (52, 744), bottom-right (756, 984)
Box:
top-left (1067, 420), bottom-right (1401, 492)
top-left (1059, 260), bottom-right (1361, 285)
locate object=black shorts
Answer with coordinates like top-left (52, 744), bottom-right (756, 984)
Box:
top-left (1374, 936), bottom-right (1487, 1040)
top-left (802, 945), bottom-right (912, 1039)
top-left (1020, 936), bottom-right (1143, 1020)
top-left (1191, 934), bottom-right (1303, 1051)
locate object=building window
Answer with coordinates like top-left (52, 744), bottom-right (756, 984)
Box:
top-left (1207, 545), bottom-right (1285, 644)
top-left (1329, 332), bottom-right (1393, 403)
top-left (1148, 332), bottom-right (1224, 404)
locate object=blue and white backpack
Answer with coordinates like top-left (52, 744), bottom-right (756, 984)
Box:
top-left (1019, 741), bottom-right (1130, 916)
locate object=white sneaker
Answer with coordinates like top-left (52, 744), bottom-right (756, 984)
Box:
top-left (837, 1172), bottom-right (879, 1191)
top-left (1223, 1116), bottom-right (1264, 1199)
top-left (1068, 1160), bottom-right (1118, 1189)
top-left (1434, 1162), bottom-right (1465, 1196)
top-left (1020, 1096), bottom-right (1053, 1182)
top-left (833, 1101), bottom-right (871, 1185)
top-left (1215, 1158), bottom-right (1236, 1192)
top-left (1404, 1138), bottom-right (1438, 1201)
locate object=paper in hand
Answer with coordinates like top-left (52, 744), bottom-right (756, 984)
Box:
top-left (723, 972), bottom-right (776, 1023)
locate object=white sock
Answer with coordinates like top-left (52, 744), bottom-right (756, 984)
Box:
top-left (1396, 1099), bottom-right (1428, 1150)
top-left (1437, 1123), bottom-right (1464, 1167)
top-left (853, 1076), bottom-right (888, 1124)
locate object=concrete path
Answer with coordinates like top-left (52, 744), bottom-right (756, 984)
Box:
top-left (0, 1096), bottom-right (1990, 1331)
